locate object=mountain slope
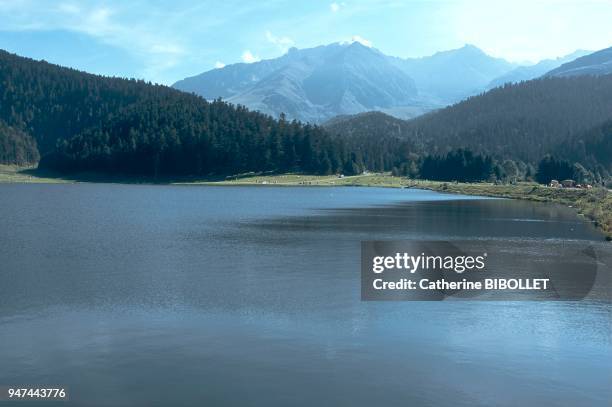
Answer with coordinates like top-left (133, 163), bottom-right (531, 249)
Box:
top-left (0, 49), bottom-right (361, 175)
top-left (557, 120), bottom-right (612, 173)
top-left (173, 51), bottom-right (295, 99)
top-left (545, 46), bottom-right (612, 77)
top-left (173, 43), bottom-right (520, 122)
top-left (0, 49), bottom-right (175, 155)
top-left (391, 44), bottom-right (517, 103)
top-left (405, 75), bottom-right (612, 164)
top-left (327, 75), bottom-right (612, 170)
top-left (0, 119), bottom-right (39, 165)
top-left (174, 42), bottom-right (419, 123)
top-left (487, 50), bottom-right (590, 88)
top-left (324, 111), bottom-right (410, 139)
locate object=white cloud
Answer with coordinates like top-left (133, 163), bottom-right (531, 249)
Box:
top-left (241, 50), bottom-right (260, 63)
top-left (0, 2), bottom-right (187, 83)
top-left (265, 30), bottom-right (294, 53)
top-left (351, 35), bottom-right (372, 47)
top-left (330, 2), bottom-right (346, 13)
top-left (72, 6), bottom-right (185, 82)
top-left (214, 61), bottom-right (225, 69)
top-left (448, 0), bottom-right (612, 62)
top-left (6, 0), bottom-right (610, 83)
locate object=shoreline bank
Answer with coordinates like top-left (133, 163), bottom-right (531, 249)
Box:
top-left (1, 166), bottom-right (610, 240)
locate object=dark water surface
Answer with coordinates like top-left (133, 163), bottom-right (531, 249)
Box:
top-left (0, 184), bottom-right (610, 406)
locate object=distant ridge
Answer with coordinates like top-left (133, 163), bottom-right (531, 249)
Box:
top-left (173, 42), bottom-right (520, 122)
top-left (486, 50), bottom-right (591, 88)
top-left (545, 46), bottom-right (612, 77)
top-left (390, 44), bottom-right (517, 103)
top-left (175, 42), bottom-right (422, 123)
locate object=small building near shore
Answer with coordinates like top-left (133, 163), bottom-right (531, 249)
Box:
top-left (561, 179), bottom-right (575, 188)
top-left (549, 179), bottom-right (561, 188)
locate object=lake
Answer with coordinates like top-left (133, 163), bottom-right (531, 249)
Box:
top-left (0, 184), bottom-right (610, 406)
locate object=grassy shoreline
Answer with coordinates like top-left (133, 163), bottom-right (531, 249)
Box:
top-left (202, 173), bottom-right (611, 239)
top-left (2, 166), bottom-right (610, 240)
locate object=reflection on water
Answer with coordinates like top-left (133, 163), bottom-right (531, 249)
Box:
top-left (0, 184), bottom-right (610, 406)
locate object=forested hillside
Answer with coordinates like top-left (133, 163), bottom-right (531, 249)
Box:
top-left (404, 75), bottom-right (612, 166)
top-left (557, 120), bottom-right (612, 173)
top-left (324, 111), bottom-right (410, 139)
top-left (327, 75), bottom-right (612, 173)
top-left (0, 120), bottom-right (39, 165)
top-left (0, 50), bottom-right (367, 176)
top-left (2, 49), bottom-right (610, 182)
top-left (0, 50), bottom-right (170, 155)
top-left (322, 111), bottom-right (418, 172)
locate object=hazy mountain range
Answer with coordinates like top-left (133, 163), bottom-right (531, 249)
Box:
top-left (486, 50), bottom-right (591, 89)
top-left (545, 46), bottom-right (612, 77)
top-left (388, 44), bottom-right (516, 103)
top-left (174, 42), bottom-right (421, 123)
top-left (173, 42), bottom-right (601, 123)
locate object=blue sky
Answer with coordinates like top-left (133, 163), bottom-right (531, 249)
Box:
top-left (1, 0), bottom-right (610, 84)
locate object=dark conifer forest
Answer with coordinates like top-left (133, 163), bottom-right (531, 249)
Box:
top-left (403, 75), bottom-right (612, 166)
top-left (556, 119), bottom-right (612, 175)
top-left (0, 119), bottom-right (39, 165)
top-left (1, 49), bottom-right (610, 183)
top-left (419, 149), bottom-right (496, 182)
top-left (0, 50), bottom-right (363, 175)
top-left (535, 155), bottom-right (575, 184)
top-left (326, 75), bottom-right (612, 181)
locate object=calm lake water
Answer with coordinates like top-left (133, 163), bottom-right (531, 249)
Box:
top-left (0, 184), bottom-right (610, 406)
